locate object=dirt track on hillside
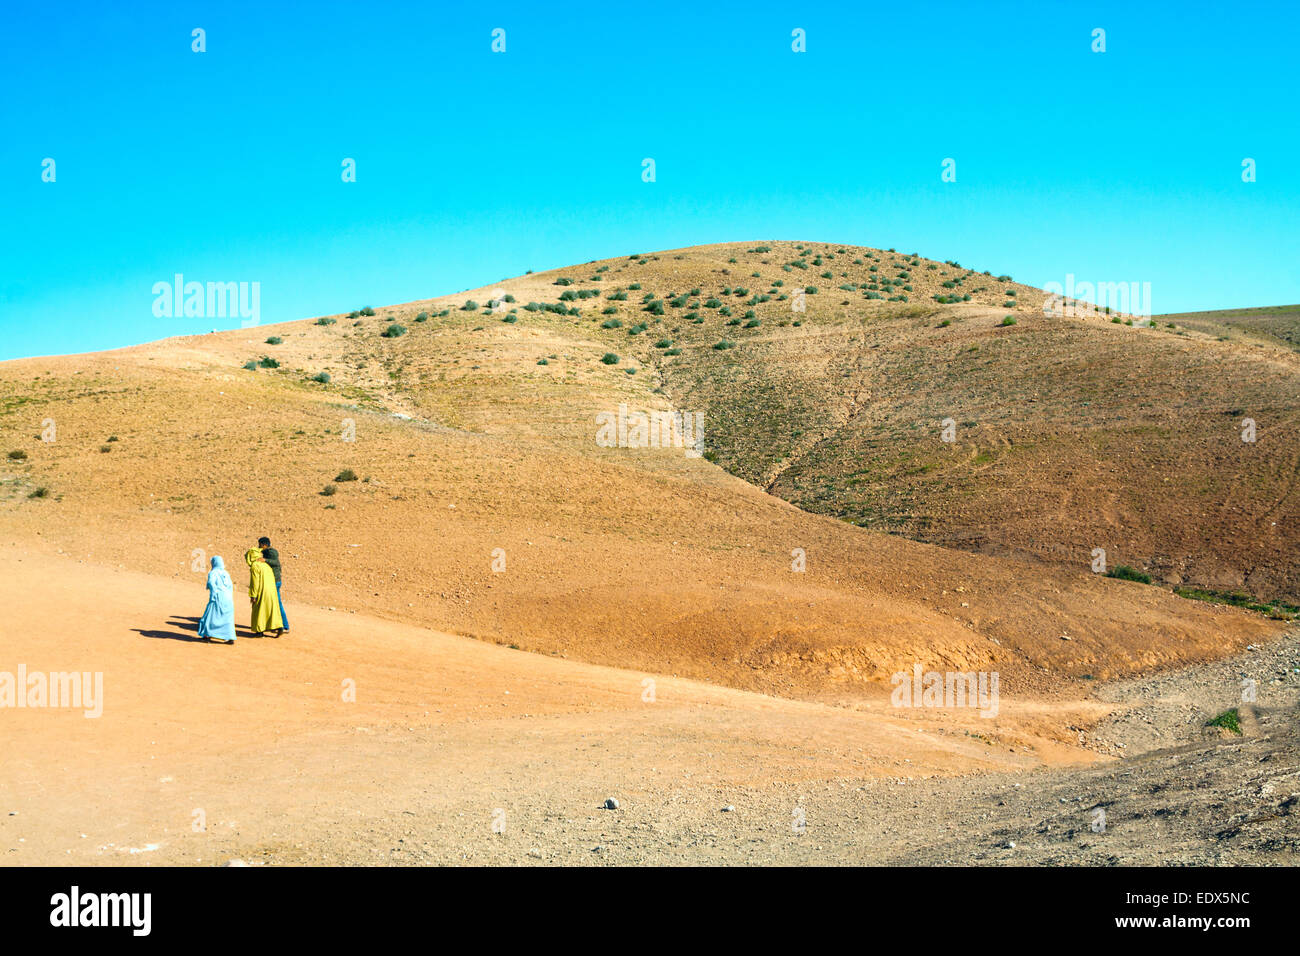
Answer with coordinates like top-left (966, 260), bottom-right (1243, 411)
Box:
top-left (3, 546), bottom-right (1295, 865)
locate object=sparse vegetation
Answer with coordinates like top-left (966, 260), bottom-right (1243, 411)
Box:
top-left (1107, 565), bottom-right (1152, 584)
top-left (1206, 709), bottom-right (1242, 735)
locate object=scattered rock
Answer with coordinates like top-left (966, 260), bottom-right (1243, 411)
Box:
top-left (603, 798), bottom-right (619, 810)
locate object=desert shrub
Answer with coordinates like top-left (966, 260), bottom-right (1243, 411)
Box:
top-left (1107, 565), bottom-right (1151, 584)
top-left (602, 318), bottom-right (623, 329)
top-left (360, 307), bottom-right (376, 316)
top-left (258, 356), bottom-right (279, 368)
top-left (265, 336), bottom-right (283, 345)
top-left (312, 372), bottom-right (331, 384)
top-left (744, 318), bottom-right (760, 328)
top-left (1206, 709), bottom-right (1242, 735)
top-left (537, 359), bottom-right (548, 365)
top-left (938, 319), bottom-right (951, 328)
top-left (28, 486), bottom-right (49, 499)
top-left (600, 353), bottom-right (620, 365)
top-left (665, 348), bottom-right (681, 356)
top-left (322, 484), bottom-right (337, 497)
top-left (601, 307), bottom-right (618, 316)
top-left (705, 298), bottom-right (722, 308)
top-left (1000, 316), bottom-right (1016, 326)
top-left (100, 445), bottom-right (112, 453)
top-left (1003, 301), bottom-right (1016, 309)
top-left (335, 468), bottom-right (358, 482)
top-left (654, 338), bottom-right (672, 348)
top-left (8, 450), bottom-right (27, 460)
top-left (316, 317), bottom-right (337, 326)
top-left (629, 283), bottom-right (641, 290)
top-left (713, 340), bottom-right (735, 350)
top-left (243, 361), bottom-right (258, 370)
top-left (554, 277), bottom-right (573, 286)
top-left (383, 324), bottom-right (407, 338)
top-left (462, 301), bottom-right (479, 311)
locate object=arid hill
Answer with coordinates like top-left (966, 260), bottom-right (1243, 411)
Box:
top-left (1, 242), bottom-right (1290, 710)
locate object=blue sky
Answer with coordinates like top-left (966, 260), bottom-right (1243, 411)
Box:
top-left (2, 0), bottom-right (1297, 360)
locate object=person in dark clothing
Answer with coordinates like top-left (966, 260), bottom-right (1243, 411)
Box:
top-left (258, 536), bottom-right (290, 633)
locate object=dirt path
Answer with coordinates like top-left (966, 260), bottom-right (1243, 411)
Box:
top-left (3, 546), bottom-right (1295, 865)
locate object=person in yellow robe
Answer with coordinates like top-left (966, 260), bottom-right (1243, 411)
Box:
top-left (245, 548), bottom-right (284, 636)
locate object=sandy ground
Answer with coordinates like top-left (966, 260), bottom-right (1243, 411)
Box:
top-left (3, 545), bottom-right (1295, 866)
top-left (2, 240), bottom-right (1295, 866)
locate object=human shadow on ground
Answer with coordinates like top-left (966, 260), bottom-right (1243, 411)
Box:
top-left (133, 616), bottom-right (262, 643)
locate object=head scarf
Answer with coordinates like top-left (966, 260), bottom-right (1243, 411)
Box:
top-left (207, 554), bottom-right (233, 602)
top-left (245, 548), bottom-right (265, 568)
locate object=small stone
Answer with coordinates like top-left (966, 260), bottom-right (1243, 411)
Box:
top-left (603, 798), bottom-right (619, 810)
top-left (721, 805), bottom-right (735, 812)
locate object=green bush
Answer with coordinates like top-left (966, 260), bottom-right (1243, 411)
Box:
top-left (335, 469), bottom-right (358, 482)
top-left (321, 484), bottom-right (337, 497)
top-left (712, 340), bottom-right (735, 350)
top-left (600, 353), bottom-right (620, 365)
top-left (462, 301), bottom-right (479, 311)
top-left (265, 336), bottom-right (283, 345)
top-left (312, 372), bottom-right (331, 384)
top-left (383, 324), bottom-right (407, 338)
top-left (1000, 316), bottom-right (1016, 326)
top-left (1205, 709), bottom-right (1242, 735)
top-left (1107, 565), bottom-right (1151, 584)
top-left (258, 356), bottom-right (279, 368)
top-left (8, 449), bottom-right (27, 461)
top-left (316, 317), bottom-right (336, 326)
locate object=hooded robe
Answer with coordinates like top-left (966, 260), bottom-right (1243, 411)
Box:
top-left (198, 555), bottom-right (237, 642)
top-left (246, 548), bottom-right (284, 634)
